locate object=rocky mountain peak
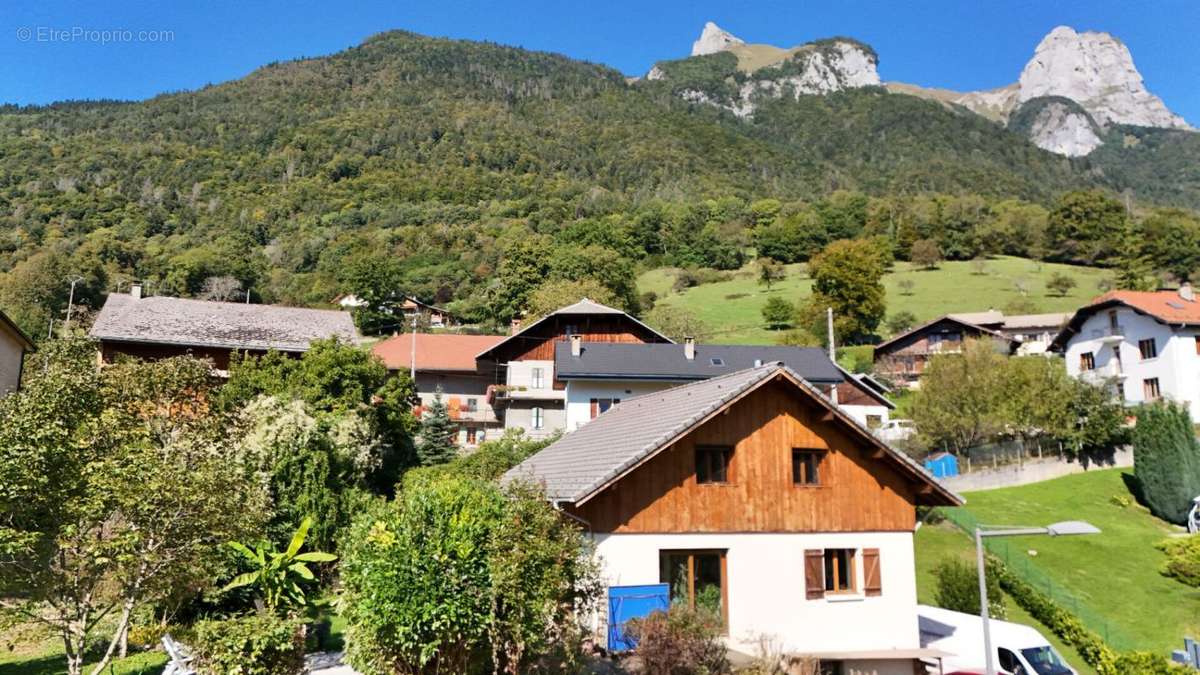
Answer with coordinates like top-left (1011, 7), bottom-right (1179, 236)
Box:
top-left (691, 21), bottom-right (744, 56)
top-left (1017, 25), bottom-right (1191, 130)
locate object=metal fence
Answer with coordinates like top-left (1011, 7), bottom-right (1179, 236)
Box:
top-left (940, 506), bottom-right (1136, 652)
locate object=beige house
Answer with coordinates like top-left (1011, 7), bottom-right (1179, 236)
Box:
top-left (0, 310), bottom-right (34, 397)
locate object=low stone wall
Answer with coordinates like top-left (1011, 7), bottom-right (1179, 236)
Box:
top-left (939, 448), bottom-right (1133, 493)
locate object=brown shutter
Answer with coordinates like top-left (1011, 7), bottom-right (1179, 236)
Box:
top-left (863, 548), bottom-right (882, 597)
top-left (805, 549), bottom-right (825, 600)
top-left (590, 399), bottom-right (598, 419)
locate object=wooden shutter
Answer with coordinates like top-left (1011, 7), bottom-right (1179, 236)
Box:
top-left (805, 549), bottom-right (825, 599)
top-left (590, 399), bottom-right (598, 419)
top-left (863, 548), bottom-right (882, 597)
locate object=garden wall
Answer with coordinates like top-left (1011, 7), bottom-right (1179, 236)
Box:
top-left (939, 448), bottom-right (1133, 493)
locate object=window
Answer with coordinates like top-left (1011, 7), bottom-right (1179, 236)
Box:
top-left (1143, 378), bottom-right (1161, 401)
top-left (1108, 310), bottom-right (1120, 332)
top-left (792, 449), bottom-right (824, 486)
top-left (806, 548), bottom-right (879, 599)
top-left (695, 445), bottom-right (732, 484)
top-left (1138, 338), bottom-right (1158, 360)
top-left (1079, 352), bottom-right (1095, 371)
top-left (464, 397), bottom-right (477, 412)
top-left (659, 550), bottom-right (726, 625)
top-left (823, 549), bottom-right (856, 593)
top-left (998, 648), bottom-right (1023, 674)
top-left (466, 427), bottom-right (478, 445)
top-left (531, 406), bottom-right (544, 429)
top-left (589, 398), bottom-right (620, 419)
top-left (530, 367), bottom-right (545, 389)
top-left (866, 414), bottom-right (883, 430)
top-left (710, 357), bottom-right (725, 366)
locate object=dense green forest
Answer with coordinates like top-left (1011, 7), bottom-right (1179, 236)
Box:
top-left (2, 29), bottom-right (1199, 337)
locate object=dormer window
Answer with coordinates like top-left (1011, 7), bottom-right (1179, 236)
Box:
top-left (710, 358), bottom-right (725, 366)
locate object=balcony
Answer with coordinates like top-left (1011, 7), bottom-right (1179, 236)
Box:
top-left (1080, 361), bottom-right (1126, 383)
top-left (1089, 325), bottom-right (1125, 345)
top-left (486, 384), bottom-right (567, 405)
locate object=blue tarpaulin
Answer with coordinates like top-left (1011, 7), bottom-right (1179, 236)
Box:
top-left (607, 583), bottom-right (670, 652)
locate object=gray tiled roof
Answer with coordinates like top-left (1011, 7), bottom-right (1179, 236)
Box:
top-left (90, 293), bottom-right (359, 352)
top-left (504, 362), bottom-right (961, 506)
top-left (553, 342), bottom-right (843, 384)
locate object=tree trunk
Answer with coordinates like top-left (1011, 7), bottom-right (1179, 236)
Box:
top-left (89, 594), bottom-right (137, 675)
top-left (63, 629), bottom-right (85, 675)
top-left (118, 620), bottom-right (129, 659)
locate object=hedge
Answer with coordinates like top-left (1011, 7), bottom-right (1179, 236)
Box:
top-left (987, 555), bottom-right (1187, 675)
top-left (191, 614), bottom-right (306, 675)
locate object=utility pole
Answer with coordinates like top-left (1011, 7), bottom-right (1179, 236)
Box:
top-left (410, 313), bottom-right (418, 381)
top-left (65, 276), bottom-right (84, 328)
top-left (827, 307), bottom-right (838, 405)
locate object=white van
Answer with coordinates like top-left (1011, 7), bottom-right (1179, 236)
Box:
top-left (919, 604), bottom-right (1076, 675)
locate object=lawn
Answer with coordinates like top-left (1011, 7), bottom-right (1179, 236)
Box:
top-left (0, 644), bottom-right (166, 675)
top-left (639, 256), bottom-right (1109, 344)
top-left (930, 469), bottom-right (1198, 657)
top-left (915, 522), bottom-right (1100, 675)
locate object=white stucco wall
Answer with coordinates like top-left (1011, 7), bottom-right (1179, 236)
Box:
top-left (1063, 308), bottom-right (1200, 419)
top-left (593, 531), bottom-right (919, 656)
top-left (840, 403), bottom-right (890, 431)
top-left (505, 359), bottom-right (555, 389)
top-left (0, 328), bottom-right (25, 397)
top-left (565, 380), bottom-right (673, 430)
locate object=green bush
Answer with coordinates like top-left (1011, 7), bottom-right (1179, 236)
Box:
top-left (625, 606), bottom-right (730, 675)
top-left (1157, 535), bottom-right (1200, 587)
top-left (1133, 401), bottom-right (1200, 524)
top-left (191, 614), bottom-right (305, 675)
top-left (932, 558), bottom-right (1006, 619)
top-left (339, 476), bottom-right (601, 674)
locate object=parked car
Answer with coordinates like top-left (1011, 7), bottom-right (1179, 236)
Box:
top-left (878, 418), bottom-right (916, 443)
top-left (919, 604), bottom-right (1076, 675)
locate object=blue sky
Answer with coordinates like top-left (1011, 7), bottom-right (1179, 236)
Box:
top-left (1, 1), bottom-right (1197, 124)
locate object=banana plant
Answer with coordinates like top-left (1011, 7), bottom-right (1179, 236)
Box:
top-left (221, 517), bottom-right (337, 612)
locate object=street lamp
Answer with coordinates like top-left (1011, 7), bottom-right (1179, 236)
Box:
top-left (976, 521), bottom-right (1101, 675)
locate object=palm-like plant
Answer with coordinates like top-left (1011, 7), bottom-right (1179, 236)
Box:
top-left (222, 518), bottom-right (337, 613)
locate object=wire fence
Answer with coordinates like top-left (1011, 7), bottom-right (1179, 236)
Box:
top-left (940, 506), bottom-right (1136, 652)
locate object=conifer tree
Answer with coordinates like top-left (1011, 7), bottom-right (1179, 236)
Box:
top-left (1133, 401), bottom-right (1200, 524)
top-left (416, 388), bottom-right (459, 466)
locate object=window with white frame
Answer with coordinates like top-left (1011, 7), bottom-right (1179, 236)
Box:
top-left (531, 406), bottom-right (544, 429)
top-left (531, 367), bottom-right (545, 389)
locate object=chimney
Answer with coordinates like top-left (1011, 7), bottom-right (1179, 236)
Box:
top-left (570, 334), bottom-right (582, 357)
top-left (510, 318), bottom-right (522, 336)
top-left (129, 283), bottom-right (143, 300)
top-left (1182, 283), bottom-right (1195, 302)
top-left (684, 336), bottom-right (695, 360)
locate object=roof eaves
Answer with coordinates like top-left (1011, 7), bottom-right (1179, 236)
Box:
top-left (0, 311), bottom-right (35, 350)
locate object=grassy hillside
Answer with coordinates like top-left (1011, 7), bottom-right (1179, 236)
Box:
top-left (640, 255), bottom-right (1109, 344)
top-left (919, 469), bottom-right (1197, 657)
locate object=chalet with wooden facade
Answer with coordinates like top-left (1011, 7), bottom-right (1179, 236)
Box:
top-left (506, 363), bottom-right (961, 671)
top-left (90, 285), bottom-right (359, 373)
top-left (371, 332), bottom-right (505, 446)
top-left (475, 298), bottom-right (672, 438)
top-left (873, 316), bottom-right (1018, 389)
top-left (0, 310), bottom-right (34, 397)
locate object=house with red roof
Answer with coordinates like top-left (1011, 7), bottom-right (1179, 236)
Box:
top-left (1051, 284), bottom-right (1200, 417)
top-left (372, 332), bottom-right (505, 446)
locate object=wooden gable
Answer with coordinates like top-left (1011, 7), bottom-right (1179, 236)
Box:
top-left (567, 378), bottom-right (920, 534)
top-left (496, 314), bottom-right (668, 362)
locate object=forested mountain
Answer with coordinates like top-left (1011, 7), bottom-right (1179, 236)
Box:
top-left (1, 29), bottom-right (1198, 336)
